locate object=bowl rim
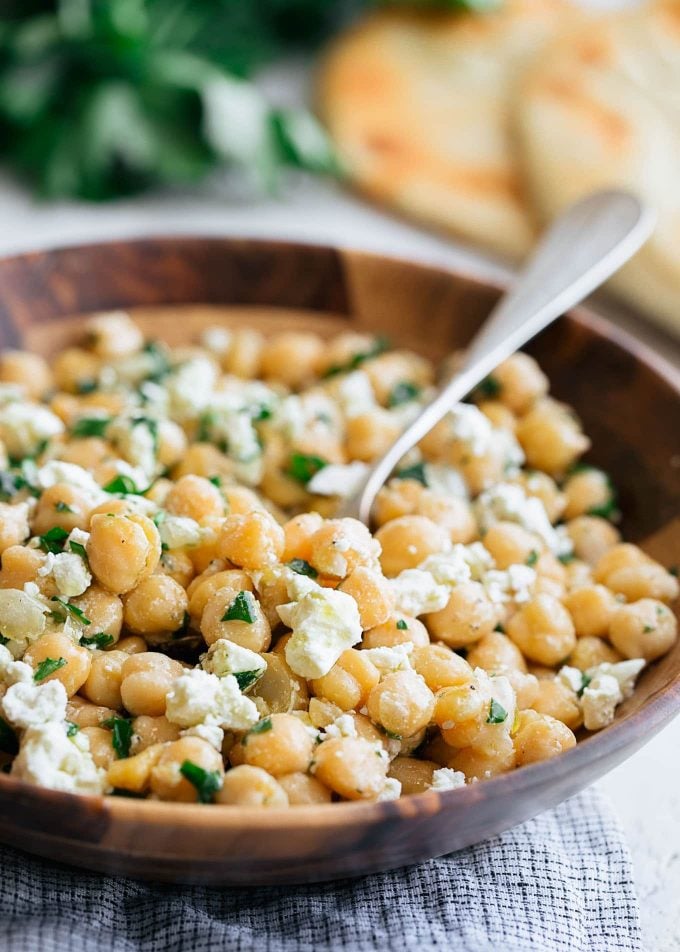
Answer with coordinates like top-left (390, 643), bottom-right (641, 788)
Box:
top-left (0, 234), bottom-right (678, 832)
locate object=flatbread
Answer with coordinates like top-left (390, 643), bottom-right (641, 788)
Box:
top-left (318, 1), bottom-right (574, 259)
top-left (516, 1), bottom-right (680, 333)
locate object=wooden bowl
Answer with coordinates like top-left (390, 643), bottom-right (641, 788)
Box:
top-left (0, 237), bottom-right (677, 885)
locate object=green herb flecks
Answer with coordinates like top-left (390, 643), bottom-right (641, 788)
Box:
top-left (287, 452), bottom-right (327, 485)
top-left (66, 722), bottom-right (80, 737)
top-left (286, 559), bottom-right (318, 578)
top-left (80, 632), bottom-right (114, 649)
top-left (222, 591), bottom-right (256, 624)
top-left (38, 526), bottom-right (69, 554)
top-left (103, 474), bottom-right (146, 495)
top-left (477, 375), bottom-right (501, 398)
top-left (69, 540), bottom-right (88, 560)
top-left (103, 716), bottom-right (133, 760)
top-left (396, 619), bottom-right (408, 631)
top-left (387, 381), bottom-right (421, 407)
top-left (243, 717), bottom-right (273, 745)
top-left (179, 760), bottom-right (222, 804)
top-left (577, 673), bottom-right (592, 698)
top-left (55, 501), bottom-right (74, 513)
top-left (33, 657), bottom-right (67, 683)
top-left (486, 698), bottom-right (508, 724)
top-left (49, 597), bottom-right (91, 626)
top-left (71, 416), bottom-right (111, 438)
top-left (234, 670), bottom-right (261, 692)
top-left (394, 462), bottom-right (428, 487)
top-left (322, 337), bottom-right (390, 378)
top-left (526, 550), bottom-right (539, 567)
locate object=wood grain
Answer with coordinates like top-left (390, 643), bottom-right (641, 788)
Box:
top-left (0, 237), bottom-right (677, 884)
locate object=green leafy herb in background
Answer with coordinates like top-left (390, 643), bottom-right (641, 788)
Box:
top-left (0, 0), bottom-right (494, 200)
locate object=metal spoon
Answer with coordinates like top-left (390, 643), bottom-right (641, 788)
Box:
top-left (337, 190), bottom-right (656, 524)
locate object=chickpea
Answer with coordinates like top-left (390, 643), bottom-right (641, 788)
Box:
top-left (483, 522), bottom-right (542, 570)
top-left (362, 613), bottom-right (430, 649)
top-left (309, 518), bottom-right (380, 579)
top-left (81, 725), bottom-right (117, 770)
top-left (52, 347), bottom-right (101, 394)
top-left (597, 558), bottom-right (678, 604)
top-left (411, 644), bottom-right (472, 692)
top-left (311, 649), bottom-right (380, 711)
top-left (0, 544), bottom-right (42, 589)
top-left (250, 652), bottom-right (309, 715)
top-left (609, 599), bottom-right (677, 662)
top-left (531, 679), bottom-right (582, 730)
top-left (81, 649), bottom-right (129, 710)
top-left (24, 631), bottom-right (91, 697)
top-left (157, 550), bottom-right (195, 589)
top-left (172, 443), bottom-right (232, 482)
top-left (505, 669), bottom-right (540, 710)
top-left (388, 757), bottom-right (438, 796)
top-left (131, 715), bottom-right (181, 753)
top-left (425, 582), bottom-right (498, 649)
top-left (312, 736), bottom-right (388, 800)
top-left (318, 332), bottom-right (375, 376)
top-left (222, 328), bottom-right (263, 378)
top-left (367, 670), bottom-right (435, 738)
top-left (478, 399), bottom-right (517, 432)
top-left (567, 516), bottom-right (620, 566)
top-left (373, 479), bottom-right (427, 526)
top-left (564, 559), bottom-right (593, 591)
top-left (282, 512), bottom-right (324, 562)
top-left (201, 586), bottom-right (271, 652)
top-left (493, 352), bottom-right (548, 414)
top-left (165, 474), bottom-right (224, 523)
top-left (513, 710), bottom-right (577, 765)
top-left (375, 516), bottom-right (451, 578)
top-left (116, 635), bottom-right (147, 655)
top-left (188, 569), bottom-right (252, 625)
top-left (363, 350), bottom-right (432, 404)
top-left (345, 409), bottom-right (401, 462)
top-left (563, 584), bottom-right (617, 638)
top-left (218, 511), bottom-right (284, 570)
top-left (107, 743), bottom-right (165, 794)
top-left (506, 594), bottom-right (576, 666)
top-left (66, 696), bottom-right (116, 728)
top-left (0, 502), bottom-right (30, 554)
top-left (0, 349), bottom-right (52, 398)
top-left (434, 681), bottom-right (487, 748)
top-left (449, 734), bottom-right (517, 780)
top-left (123, 575), bottom-right (188, 637)
top-left (260, 332), bottom-right (324, 388)
top-left (216, 765), bottom-right (289, 807)
top-left (338, 567), bottom-right (393, 629)
top-left (87, 513), bottom-right (161, 594)
top-left (466, 632), bottom-right (528, 675)
top-left (278, 772), bottom-right (332, 805)
top-left (119, 652), bottom-right (184, 716)
top-left (150, 737), bottom-right (224, 802)
top-left (70, 584), bottom-right (123, 642)
top-left (568, 636), bottom-right (622, 670)
top-left (515, 470), bottom-right (566, 523)
top-left (516, 399), bottom-right (590, 475)
top-left (31, 485), bottom-right (91, 536)
top-left (563, 467), bottom-right (614, 520)
top-left (233, 713), bottom-right (315, 776)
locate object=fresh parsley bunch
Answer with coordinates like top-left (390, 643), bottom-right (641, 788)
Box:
top-left (0, 0), bottom-right (343, 199)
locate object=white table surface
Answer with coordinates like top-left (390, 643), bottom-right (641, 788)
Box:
top-left (0, 170), bottom-right (678, 952)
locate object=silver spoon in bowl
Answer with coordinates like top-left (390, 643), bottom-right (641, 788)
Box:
top-left (336, 190), bottom-right (656, 524)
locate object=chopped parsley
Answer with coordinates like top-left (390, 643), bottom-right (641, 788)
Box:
top-left (0, 633), bottom-right (9, 646)
top-left (69, 540), bottom-right (88, 560)
top-left (49, 597), bottom-right (91, 626)
top-left (55, 501), bottom-right (74, 513)
top-left (234, 670), bottom-right (261, 691)
top-left (396, 619), bottom-right (409, 631)
top-left (103, 716), bottom-right (133, 759)
top-left (387, 381), bottom-right (421, 408)
top-left (586, 499), bottom-right (617, 520)
top-left (131, 415), bottom-right (159, 452)
top-left (66, 722), bottom-right (80, 737)
top-left (494, 623), bottom-right (506, 634)
top-left (478, 375), bottom-right (501, 398)
top-left (558, 551), bottom-right (575, 565)
top-left (669, 565), bottom-right (679, 578)
top-left (0, 471), bottom-right (22, 501)
top-left (526, 550), bottom-right (539, 567)
top-left (643, 625), bottom-right (655, 634)
top-left (38, 526), bottom-right (69, 554)
top-left (286, 452), bottom-right (328, 485)
top-left (486, 698), bottom-right (508, 724)
top-left (393, 461), bottom-right (428, 486)
top-left (383, 728), bottom-right (402, 740)
top-left (286, 559), bottom-right (318, 579)
top-left (577, 673), bottom-right (592, 698)
top-left (33, 657), bottom-right (67, 683)
top-left (243, 717), bottom-right (273, 744)
top-left (179, 760), bottom-right (222, 804)
top-left (75, 378), bottom-right (98, 394)
top-left (80, 632), bottom-right (114, 649)
top-left (321, 336), bottom-right (389, 378)
top-left (0, 716), bottom-right (18, 755)
top-left (103, 474), bottom-right (144, 495)
top-left (142, 341), bottom-right (172, 382)
top-left (208, 475), bottom-right (223, 488)
top-left (71, 416), bottom-right (111, 438)
top-left (222, 591), bottom-right (256, 624)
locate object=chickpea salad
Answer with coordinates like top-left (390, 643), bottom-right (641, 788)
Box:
top-left (0, 311), bottom-right (676, 807)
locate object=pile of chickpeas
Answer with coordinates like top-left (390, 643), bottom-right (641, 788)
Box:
top-left (0, 310), bottom-right (676, 807)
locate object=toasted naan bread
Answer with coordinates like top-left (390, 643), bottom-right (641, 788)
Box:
top-left (516, 1), bottom-right (680, 333)
top-left (318, 1), bottom-right (575, 258)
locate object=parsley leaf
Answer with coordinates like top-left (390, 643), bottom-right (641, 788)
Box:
top-left (478, 375), bottom-right (501, 398)
top-left (234, 670), bottom-right (261, 691)
top-left (71, 416), bottom-right (111, 438)
top-left (486, 699), bottom-right (508, 724)
top-left (179, 760), bottom-right (222, 804)
top-left (103, 717), bottom-right (133, 759)
top-left (286, 452), bottom-right (327, 485)
top-left (243, 717), bottom-right (273, 745)
top-left (526, 550), bottom-right (539, 567)
top-left (33, 657), bottom-right (66, 683)
top-left (79, 632), bottom-right (114, 649)
top-left (50, 597), bottom-right (91, 626)
top-left (394, 462), bottom-right (428, 486)
top-left (222, 591), bottom-right (256, 624)
top-left (38, 526), bottom-right (69, 554)
top-left (66, 722), bottom-right (80, 737)
top-left (396, 619), bottom-right (408, 630)
top-left (103, 474), bottom-right (144, 495)
top-left (55, 501), bottom-right (74, 513)
top-left (69, 540), bottom-right (88, 560)
top-left (322, 337), bottom-right (389, 378)
top-left (0, 634), bottom-right (8, 646)
top-left (387, 381), bottom-right (421, 407)
top-left (577, 673), bottom-right (592, 698)
top-left (286, 559), bottom-right (318, 578)
top-left (0, 471), bottom-right (22, 501)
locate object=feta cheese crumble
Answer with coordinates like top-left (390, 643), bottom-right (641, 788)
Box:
top-left (361, 643), bottom-right (414, 677)
top-left (430, 767), bottom-right (466, 792)
top-left (388, 569), bottom-right (450, 617)
top-left (278, 584), bottom-right (362, 679)
top-left (201, 639), bottom-right (267, 686)
top-left (165, 669), bottom-right (259, 732)
top-left (307, 461), bottom-right (369, 498)
top-left (11, 722), bottom-right (105, 794)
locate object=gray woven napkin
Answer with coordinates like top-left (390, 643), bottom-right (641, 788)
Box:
top-left (0, 786), bottom-right (640, 952)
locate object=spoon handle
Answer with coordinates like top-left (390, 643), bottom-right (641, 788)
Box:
top-left (340, 190), bottom-right (656, 524)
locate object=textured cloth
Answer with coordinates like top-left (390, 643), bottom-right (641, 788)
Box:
top-left (0, 786), bottom-right (640, 952)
